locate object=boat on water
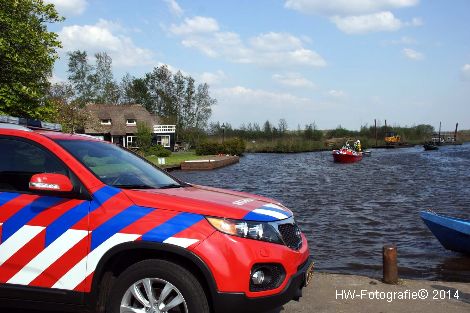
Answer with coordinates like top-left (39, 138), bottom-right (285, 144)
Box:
top-left (423, 142), bottom-right (439, 151)
top-left (423, 122), bottom-right (462, 151)
top-left (420, 211), bottom-right (470, 255)
top-left (332, 140), bottom-right (363, 163)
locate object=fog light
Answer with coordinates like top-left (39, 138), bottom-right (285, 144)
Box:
top-left (250, 263), bottom-right (285, 292)
top-left (251, 270), bottom-right (265, 285)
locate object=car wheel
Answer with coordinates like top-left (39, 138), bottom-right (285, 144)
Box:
top-left (106, 259), bottom-right (210, 313)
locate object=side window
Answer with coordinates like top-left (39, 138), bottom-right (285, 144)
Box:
top-left (0, 138), bottom-right (69, 192)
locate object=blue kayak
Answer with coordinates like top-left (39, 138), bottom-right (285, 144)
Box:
top-left (420, 211), bottom-right (470, 255)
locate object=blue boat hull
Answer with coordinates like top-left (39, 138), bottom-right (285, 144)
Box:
top-left (420, 211), bottom-right (470, 255)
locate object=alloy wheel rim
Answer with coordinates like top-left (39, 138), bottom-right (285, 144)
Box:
top-left (120, 278), bottom-right (188, 313)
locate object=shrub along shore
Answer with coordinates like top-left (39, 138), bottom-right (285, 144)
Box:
top-left (203, 123), bottom-right (469, 154)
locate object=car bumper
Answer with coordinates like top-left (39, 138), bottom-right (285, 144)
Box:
top-left (211, 256), bottom-right (314, 313)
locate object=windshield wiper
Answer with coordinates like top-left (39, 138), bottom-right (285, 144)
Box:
top-left (114, 184), bottom-right (156, 189)
top-left (158, 183), bottom-right (184, 189)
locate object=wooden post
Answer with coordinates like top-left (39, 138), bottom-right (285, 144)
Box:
top-left (438, 121), bottom-right (441, 143)
top-left (454, 123), bottom-right (458, 141)
top-left (374, 119), bottom-right (377, 147)
top-left (383, 244), bottom-right (398, 284)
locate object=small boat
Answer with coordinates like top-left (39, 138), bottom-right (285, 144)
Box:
top-left (420, 211), bottom-right (470, 255)
top-left (423, 142), bottom-right (439, 151)
top-left (332, 140), bottom-right (363, 163)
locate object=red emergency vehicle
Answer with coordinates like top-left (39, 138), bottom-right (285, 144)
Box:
top-left (0, 116), bottom-right (313, 313)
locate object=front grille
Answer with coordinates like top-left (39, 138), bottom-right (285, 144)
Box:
top-left (278, 223), bottom-right (302, 250)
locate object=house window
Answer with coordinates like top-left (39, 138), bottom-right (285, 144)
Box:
top-left (126, 136), bottom-right (137, 148)
top-left (100, 119), bottom-right (112, 125)
top-left (126, 119), bottom-right (137, 126)
top-left (157, 135), bottom-right (171, 148)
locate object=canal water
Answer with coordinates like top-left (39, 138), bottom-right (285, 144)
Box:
top-left (173, 143), bottom-right (470, 282)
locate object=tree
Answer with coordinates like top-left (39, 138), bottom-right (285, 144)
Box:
top-left (120, 74), bottom-right (153, 109)
top-left (263, 120), bottom-right (272, 137)
top-left (48, 82), bottom-right (89, 133)
top-left (136, 122), bottom-right (152, 152)
top-left (67, 50), bottom-right (95, 105)
top-left (193, 83), bottom-right (215, 130)
top-left (278, 118), bottom-right (288, 135)
top-left (93, 52), bottom-right (119, 104)
top-left (0, 0), bottom-right (63, 119)
top-left (304, 124), bottom-right (314, 139)
top-left (182, 76), bottom-right (195, 131)
top-left (173, 71), bottom-right (186, 133)
top-left (118, 64), bottom-right (216, 143)
top-left (146, 65), bottom-right (176, 122)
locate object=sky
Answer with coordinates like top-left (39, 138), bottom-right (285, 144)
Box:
top-left (46, 0), bottom-right (470, 131)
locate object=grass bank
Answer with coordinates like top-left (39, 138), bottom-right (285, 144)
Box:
top-left (243, 137), bottom-right (419, 153)
top-left (147, 151), bottom-right (209, 167)
top-left (245, 138), bottom-right (328, 153)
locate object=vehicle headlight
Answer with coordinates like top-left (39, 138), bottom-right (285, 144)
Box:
top-left (206, 217), bottom-right (283, 245)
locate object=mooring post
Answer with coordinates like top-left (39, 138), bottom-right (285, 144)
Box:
top-left (383, 244), bottom-right (398, 284)
top-left (374, 119), bottom-right (377, 147)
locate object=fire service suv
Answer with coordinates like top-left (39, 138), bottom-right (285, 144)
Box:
top-left (0, 116), bottom-right (313, 313)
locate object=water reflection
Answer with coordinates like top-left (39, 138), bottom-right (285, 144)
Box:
top-left (174, 143), bottom-right (470, 282)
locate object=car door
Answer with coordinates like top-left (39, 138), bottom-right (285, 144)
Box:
top-left (0, 136), bottom-right (90, 294)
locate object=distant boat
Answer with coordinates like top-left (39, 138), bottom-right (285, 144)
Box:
top-left (332, 140), bottom-right (363, 163)
top-left (423, 142), bottom-right (439, 151)
top-left (420, 211), bottom-right (470, 255)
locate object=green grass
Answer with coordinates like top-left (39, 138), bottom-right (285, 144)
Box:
top-left (146, 150), bottom-right (211, 167)
top-left (245, 138), bottom-right (328, 153)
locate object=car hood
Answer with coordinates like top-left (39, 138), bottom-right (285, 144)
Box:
top-left (122, 184), bottom-right (293, 222)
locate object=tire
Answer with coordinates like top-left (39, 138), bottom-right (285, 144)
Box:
top-left (106, 259), bottom-right (210, 313)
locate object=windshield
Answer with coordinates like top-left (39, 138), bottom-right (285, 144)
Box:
top-left (56, 140), bottom-right (181, 189)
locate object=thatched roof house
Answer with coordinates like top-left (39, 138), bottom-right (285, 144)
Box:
top-left (84, 103), bottom-right (175, 149)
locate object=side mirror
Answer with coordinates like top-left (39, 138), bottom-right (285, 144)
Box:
top-left (29, 173), bottom-right (74, 193)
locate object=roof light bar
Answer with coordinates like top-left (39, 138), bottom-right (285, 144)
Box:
top-left (0, 115), bottom-right (62, 132)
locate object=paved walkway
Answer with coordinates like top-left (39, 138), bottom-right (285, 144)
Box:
top-left (2, 273), bottom-right (469, 313)
top-left (282, 273), bottom-right (470, 313)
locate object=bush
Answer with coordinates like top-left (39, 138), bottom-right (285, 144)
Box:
top-left (146, 144), bottom-right (171, 157)
top-left (223, 138), bottom-right (246, 155)
top-left (196, 138), bottom-right (246, 156)
top-left (196, 141), bottom-right (224, 155)
top-left (136, 122), bottom-right (152, 151)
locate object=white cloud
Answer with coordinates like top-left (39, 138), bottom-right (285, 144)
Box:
top-left (284, 1), bottom-right (421, 34)
top-left (327, 89), bottom-right (346, 98)
top-left (169, 16), bottom-right (219, 35)
top-left (212, 86), bottom-right (316, 124)
top-left (402, 48), bottom-right (424, 60)
top-left (164, 0), bottom-right (183, 17)
top-left (331, 11), bottom-right (403, 34)
top-left (284, 0), bottom-right (419, 16)
top-left (461, 64), bottom-right (470, 81)
top-left (273, 73), bottom-right (316, 88)
top-left (382, 36), bottom-right (417, 46)
top-left (214, 86), bottom-right (310, 104)
top-left (156, 62), bottom-right (189, 76)
top-left (58, 19), bottom-right (155, 68)
top-left (45, 0), bottom-right (87, 16)
top-left (410, 17), bottom-right (423, 26)
top-left (178, 29), bottom-right (326, 68)
top-left (200, 70), bottom-right (227, 85)
top-left (250, 32), bottom-right (304, 51)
